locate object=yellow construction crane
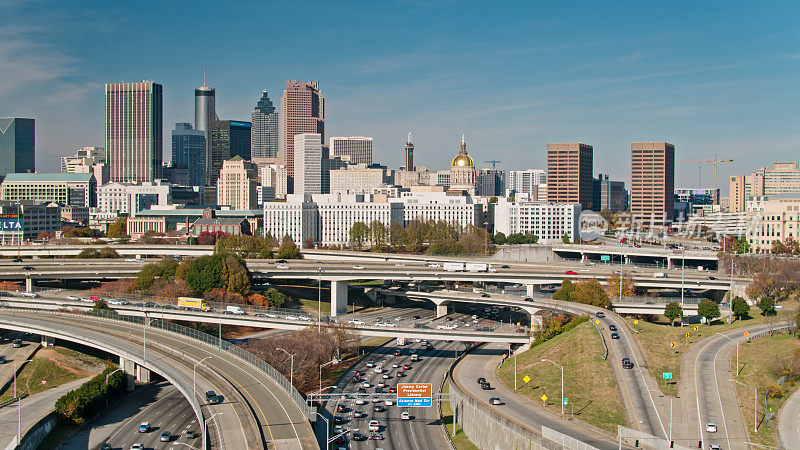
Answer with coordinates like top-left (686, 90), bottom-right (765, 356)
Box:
top-left (678, 154), bottom-right (733, 205)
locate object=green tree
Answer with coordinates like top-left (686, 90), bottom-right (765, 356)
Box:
top-left (488, 196), bottom-right (498, 203)
top-left (426, 238), bottom-right (462, 255)
top-left (493, 232), bottom-right (507, 245)
top-left (349, 221), bottom-right (369, 249)
top-left (221, 253), bottom-right (252, 295)
top-left (218, 235), bottom-right (274, 258)
top-left (598, 208), bottom-right (613, 228)
top-left (389, 221), bottom-right (407, 249)
top-left (98, 247), bottom-right (120, 258)
top-left (758, 296), bottom-right (777, 316)
top-left (458, 225), bottom-right (488, 255)
top-left (663, 302), bottom-right (683, 326)
top-left (732, 296), bottom-right (750, 320)
top-left (569, 279), bottom-right (610, 308)
top-left (553, 279), bottom-right (574, 301)
top-left (106, 217), bottom-right (128, 239)
top-left (264, 288), bottom-right (286, 308)
top-left (134, 257), bottom-right (178, 292)
top-left (562, 233), bottom-right (571, 244)
top-left (404, 220), bottom-right (427, 252)
top-left (698, 299), bottom-right (721, 324)
top-left (76, 248), bottom-right (101, 259)
top-left (184, 254), bottom-right (225, 295)
top-left (276, 235), bottom-right (302, 259)
top-left (369, 220), bottom-right (388, 249)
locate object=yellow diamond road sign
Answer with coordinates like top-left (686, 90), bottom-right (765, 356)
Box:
top-left (541, 394), bottom-right (548, 402)
top-left (523, 375), bottom-right (531, 384)
top-left (634, 320), bottom-right (639, 325)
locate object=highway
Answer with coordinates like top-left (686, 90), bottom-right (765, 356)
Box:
top-left (317, 338), bottom-right (460, 449)
top-left (0, 308), bottom-right (317, 449)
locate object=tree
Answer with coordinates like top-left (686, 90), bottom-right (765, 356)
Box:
top-left (663, 302), bottom-right (683, 326)
top-left (263, 288), bottom-right (286, 308)
top-left (389, 221), bottom-right (406, 249)
top-left (134, 257), bottom-right (178, 292)
top-left (218, 235), bottom-right (273, 258)
top-left (369, 220), bottom-right (388, 249)
top-left (221, 253), bottom-right (252, 295)
top-left (458, 225), bottom-right (488, 255)
top-left (758, 296), bottom-right (777, 316)
top-left (562, 233), bottom-right (571, 244)
top-left (698, 299), bottom-right (721, 324)
top-left (772, 240), bottom-right (789, 255)
top-left (76, 248), bottom-right (101, 259)
top-left (107, 217), bottom-right (128, 239)
top-left (349, 221), bottom-right (369, 250)
top-left (184, 254), bottom-right (225, 295)
top-left (569, 279), bottom-right (611, 308)
top-left (36, 231), bottom-right (53, 240)
top-left (493, 232), bottom-right (507, 245)
top-left (488, 196), bottom-right (498, 203)
top-left (276, 235), bottom-right (302, 259)
top-left (426, 238), bottom-right (462, 255)
top-left (598, 208), bottom-right (614, 228)
top-left (98, 247), bottom-right (120, 258)
top-left (606, 273), bottom-right (635, 297)
top-left (732, 296), bottom-right (750, 320)
top-left (553, 279), bottom-right (574, 301)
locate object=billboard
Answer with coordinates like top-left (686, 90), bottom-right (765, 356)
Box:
top-left (0, 214), bottom-right (22, 232)
top-left (397, 383), bottom-right (432, 407)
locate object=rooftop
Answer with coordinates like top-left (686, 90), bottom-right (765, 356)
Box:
top-left (2, 173), bottom-right (93, 183)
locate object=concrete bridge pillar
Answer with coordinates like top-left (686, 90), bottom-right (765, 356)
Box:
top-left (40, 335), bottom-right (54, 347)
top-left (581, 252), bottom-right (586, 263)
top-left (25, 277), bottom-right (32, 293)
top-left (135, 365), bottom-right (151, 383)
top-left (330, 280), bottom-right (348, 317)
top-left (119, 357), bottom-right (136, 391)
top-left (525, 284), bottom-right (539, 297)
top-left (436, 302), bottom-right (449, 318)
top-left (667, 257), bottom-right (672, 270)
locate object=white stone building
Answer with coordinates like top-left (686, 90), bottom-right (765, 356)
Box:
top-left (392, 191), bottom-right (480, 229)
top-left (94, 180), bottom-right (171, 221)
top-left (493, 198), bottom-right (581, 244)
top-left (293, 133), bottom-right (322, 195)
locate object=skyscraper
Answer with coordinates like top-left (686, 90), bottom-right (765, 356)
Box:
top-left (171, 123), bottom-right (206, 187)
top-left (330, 136), bottom-right (372, 165)
top-left (280, 81), bottom-right (324, 193)
top-left (0, 117), bottom-right (35, 180)
top-left (217, 156), bottom-right (258, 210)
top-left (251, 90), bottom-right (279, 159)
top-left (630, 142), bottom-right (675, 227)
top-left (209, 121), bottom-right (251, 186)
top-left (546, 143), bottom-right (593, 210)
top-left (404, 132), bottom-right (415, 172)
top-left (195, 82), bottom-right (217, 185)
top-left (294, 133), bottom-right (322, 195)
top-left (105, 81), bottom-right (163, 183)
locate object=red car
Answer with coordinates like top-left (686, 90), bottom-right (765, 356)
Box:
top-left (564, 271), bottom-right (577, 275)
top-left (355, 371), bottom-right (364, 376)
top-left (393, 350), bottom-right (401, 356)
top-left (402, 364), bottom-right (411, 370)
top-left (388, 387), bottom-right (397, 393)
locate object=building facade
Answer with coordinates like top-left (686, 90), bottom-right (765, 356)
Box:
top-left (746, 198), bottom-right (800, 253)
top-left (0, 201), bottom-right (60, 243)
top-left (217, 156), bottom-right (258, 210)
top-left (729, 163), bottom-right (800, 213)
top-left (316, 194), bottom-right (404, 246)
top-left (209, 120), bottom-right (251, 186)
top-left (630, 142), bottom-right (675, 227)
top-left (393, 191), bottom-right (480, 229)
top-left (330, 165), bottom-right (392, 195)
top-left (280, 81), bottom-right (324, 193)
top-left (171, 123), bottom-right (206, 186)
top-left (259, 163), bottom-right (288, 200)
top-left (262, 195), bottom-right (318, 246)
top-left (251, 90), bottom-right (279, 159)
top-left (1, 173), bottom-right (96, 207)
top-left (403, 132), bottom-right (415, 172)
top-left (194, 84), bottom-right (217, 185)
top-left (94, 180), bottom-right (171, 220)
top-left (61, 147), bottom-right (105, 173)
top-left (477, 168), bottom-right (505, 197)
top-left (0, 117), bottom-right (35, 180)
top-left (593, 174), bottom-right (627, 213)
top-left (330, 136), bottom-right (373, 165)
top-left (508, 169), bottom-right (546, 196)
top-left (493, 198), bottom-right (581, 244)
top-left (448, 136), bottom-right (476, 196)
top-left (105, 82), bottom-right (163, 182)
top-left (546, 143), bottom-right (593, 210)
top-left (294, 133), bottom-right (322, 195)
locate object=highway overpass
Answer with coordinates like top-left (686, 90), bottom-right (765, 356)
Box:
top-left (551, 243), bottom-right (719, 269)
top-left (0, 308), bottom-right (316, 449)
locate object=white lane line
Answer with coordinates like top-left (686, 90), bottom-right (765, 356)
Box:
top-left (712, 336), bottom-right (733, 450)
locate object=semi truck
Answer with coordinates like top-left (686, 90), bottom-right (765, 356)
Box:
top-left (443, 262), bottom-right (465, 272)
top-left (466, 263), bottom-right (488, 272)
top-left (177, 297), bottom-right (211, 311)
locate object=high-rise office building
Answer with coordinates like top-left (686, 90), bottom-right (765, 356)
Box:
top-left (729, 163), bottom-right (800, 213)
top-left (546, 143), bottom-right (593, 210)
top-left (217, 156), bottom-right (258, 210)
top-left (593, 174), bottom-right (627, 213)
top-left (508, 169), bottom-right (546, 195)
top-left (105, 81), bottom-right (163, 183)
top-left (195, 83), bottom-right (217, 185)
top-left (171, 123), bottom-right (206, 186)
top-left (61, 147), bottom-right (105, 173)
top-left (280, 81), bottom-right (324, 193)
top-left (209, 120), bottom-right (251, 186)
top-left (330, 136), bottom-right (373, 165)
top-left (251, 90), bottom-right (279, 159)
top-left (404, 133), bottom-right (415, 171)
top-left (0, 117), bottom-right (35, 180)
top-left (293, 133), bottom-right (322, 195)
top-left (630, 142), bottom-right (675, 227)
top-left (477, 168), bottom-right (506, 197)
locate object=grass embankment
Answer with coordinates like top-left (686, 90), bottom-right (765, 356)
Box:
top-left (0, 347), bottom-right (106, 401)
top-left (497, 321), bottom-right (626, 433)
top-left (731, 332), bottom-right (800, 448)
top-left (441, 379), bottom-right (479, 450)
top-left (627, 305), bottom-right (793, 397)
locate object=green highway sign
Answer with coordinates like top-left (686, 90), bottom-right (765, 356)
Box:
top-left (662, 372), bottom-right (672, 380)
top-left (601, 255), bottom-right (610, 261)
top-left (563, 398), bottom-right (568, 405)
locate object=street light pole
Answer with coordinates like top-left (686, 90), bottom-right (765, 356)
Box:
top-left (202, 412), bottom-right (223, 450)
top-left (316, 412), bottom-right (330, 450)
top-left (14, 358), bottom-right (33, 446)
top-left (319, 359), bottom-right (338, 393)
top-left (317, 268), bottom-right (323, 332)
top-left (483, 221), bottom-right (489, 255)
top-left (730, 379), bottom-right (757, 433)
top-left (276, 347), bottom-right (294, 387)
top-left (541, 359), bottom-right (564, 415)
top-left (193, 356), bottom-right (212, 399)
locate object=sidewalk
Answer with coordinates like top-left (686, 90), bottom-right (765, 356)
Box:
top-left (779, 386), bottom-right (800, 450)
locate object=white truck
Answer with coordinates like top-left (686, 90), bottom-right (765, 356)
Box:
top-left (466, 263), bottom-right (488, 272)
top-left (226, 305), bottom-right (246, 315)
top-left (653, 272), bottom-right (667, 278)
top-left (443, 262), bottom-right (465, 272)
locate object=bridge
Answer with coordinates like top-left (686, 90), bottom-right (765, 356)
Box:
top-left (551, 243), bottom-right (719, 269)
top-left (0, 308), bottom-right (316, 449)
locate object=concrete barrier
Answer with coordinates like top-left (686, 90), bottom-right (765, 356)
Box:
top-left (17, 411), bottom-right (56, 450)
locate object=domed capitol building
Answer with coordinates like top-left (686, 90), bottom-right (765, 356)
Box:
top-left (448, 135), bottom-right (476, 196)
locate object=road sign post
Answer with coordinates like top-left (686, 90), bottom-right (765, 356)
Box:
top-left (397, 383), bottom-right (432, 407)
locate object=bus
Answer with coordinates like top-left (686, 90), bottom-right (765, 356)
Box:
top-left (177, 297), bottom-right (211, 311)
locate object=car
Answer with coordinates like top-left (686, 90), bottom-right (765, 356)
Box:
top-left (564, 270), bottom-right (577, 275)
top-left (706, 422), bottom-right (717, 433)
top-left (371, 396), bottom-right (381, 403)
top-left (334, 423), bottom-right (343, 433)
top-left (579, 268), bottom-right (590, 272)
top-left (709, 445), bottom-right (720, 450)
top-left (353, 265), bottom-right (365, 270)
top-left (477, 377), bottom-right (487, 384)
top-left (621, 357), bottom-right (634, 369)
top-left (384, 399), bottom-right (393, 406)
top-left (351, 375), bottom-right (361, 383)
top-left (481, 293), bottom-right (490, 298)
top-left (362, 381), bottom-right (371, 388)
top-left (401, 411), bottom-right (411, 420)
top-left (355, 370), bottom-right (364, 376)
top-left (707, 276), bottom-right (718, 280)
top-left (388, 387), bottom-right (397, 393)
top-left (377, 381), bottom-right (386, 388)
top-left (394, 263), bottom-right (405, 267)
top-left (182, 430), bottom-right (195, 439)
top-left (353, 409), bottom-right (365, 418)
top-left (11, 258), bottom-right (22, 262)
top-left (276, 264), bottom-right (290, 269)
top-left (298, 315), bottom-right (312, 321)
top-left (21, 292), bottom-right (38, 298)
top-left (275, 259), bottom-right (287, 263)
top-left (285, 315), bottom-right (299, 320)
top-left (392, 363), bottom-right (399, 368)
top-left (334, 415), bottom-right (344, 424)
top-left (524, 297), bottom-right (534, 302)
top-left (66, 295), bottom-right (79, 301)
top-left (368, 432), bottom-right (384, 440)
top-left (373, 366), bottom-right (383, 373)
top-left (402, 364), bottom-right (411, 370)
top-left (22, 266), bottom-right (34, 271)
top-left (12, 339), bottom-right (21, 348)
top-left (124, 258), bottom-right (139, 262)
top-left (595, 311), bottom-right (605, 318)
top-left (130, 444), bottom-right (143, 450)
top-left (366, 361), bottom-right (375, 367)
top-left (393, 350), bottom-right (401, 356)
top-left (160, 431), bottom-right (171, 442)
top-left (0, 355), bottom-right (5, 364)
top-left (412, 315), bottom-right (421, 320)
top-left (205, 390), bottom-right (220, 404)
top-left (368, 420), bottom-right (380, 431)
top-left (348, 319), bottom-right (366, 325)
top-left (396, 370), bottom-right (404, 377)
top-left (490, 397), bottom-right (502, 405)
top-left (337, 404), bottom-right (347, 412)
top-left (611, 333), bottom-right (620, 339)
top-left (608, 324), bottom-right (617, 331)
top-left (100, 444), bottom-right (112, 450)
top-left (382, 374), bottom-right (390, 379)
top-left (352, 432), bottom-right (367, 441)
top-left (355, 398), bottom-right (366, 405)
top-left (481, 382), bottom-right (492, 390)
top-left (374, 404), bottom-right (385, 412)
top-left (138, 421), bottom-right (150, 433)
top-left (501, 265), bottom-right (510, 269)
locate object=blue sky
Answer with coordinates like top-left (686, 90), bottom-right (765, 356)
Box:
top-left (2, 1), bottom-right (799, 193)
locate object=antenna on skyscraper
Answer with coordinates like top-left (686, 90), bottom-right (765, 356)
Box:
top-left (407, 132), bottom-right (412, 144)
top-left (202, 65), bottom-right (207, 87)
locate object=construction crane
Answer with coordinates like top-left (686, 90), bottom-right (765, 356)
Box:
top-left (678, 153), bottom-right (733, 205)
top-left (484, 160), bottom-right (502, 170)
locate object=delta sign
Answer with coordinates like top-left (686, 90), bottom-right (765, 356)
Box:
top-left (0, 214), bottom-right (21, 231)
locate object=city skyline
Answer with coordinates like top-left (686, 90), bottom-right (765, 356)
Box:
top-left (1, 1), bottom-right (799, 193)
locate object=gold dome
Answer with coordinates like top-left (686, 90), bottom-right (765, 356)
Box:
top-left (451, 154), bottom-right (474, 167)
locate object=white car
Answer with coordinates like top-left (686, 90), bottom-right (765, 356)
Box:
top-left (355, 398), bottom-right (366, 405)
top-left (490, 397), bottom-right (502, 405)
top-left (124, 258), bottom-right (139, 262)
top-left (276, 265), bottom-right (290, 269)
top-left (437, 324), bottom-right (455, 330)
top-left (264, 313), bottom-right (278, 318)
top-left (394, 263), bottom-right (405, 267)
top-left (371, 396), bottom-right (381, 403)
top-left (368, 420), bottom-right (380, 431)
top-left (706, 422), bottom-right (717, 433)
top-left (377, 382), bottom-right (386, 388)
top-left (400, 411), bottom-right (410, 420)
top-left (66, 295), bottom-right (79, 301)
top-left (298, 315), bottom-right (312, 321)
top-left (362, 381), bottom-right (371, 388)
top-left (373, 366), bottom-right (383, 373)
top-left (130, 444), bottom-right (143, 450)
top-left (285, 315), bottom-right (299, 320)
top-left (384, 399), bottom-right (393, 406)
top-left (352, 266), bottom-right (365, 270)
top-left (382, 374), bottom-right (390, 379)
top-left (383, 323), bottom-right (398, 327)
top-left (428, 263), bottom-right (441, 268)
top-left (392, 363), bottom-right (399, 368)
top-left (348, 319), bottom-right (366, 325)
top-left (21, 292), bottom-right (38, 298)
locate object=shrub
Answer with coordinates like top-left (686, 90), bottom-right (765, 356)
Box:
top-left (76, 248), bottom-right (101, 259)
top-left (55, 367), bottom-right (126, 425)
